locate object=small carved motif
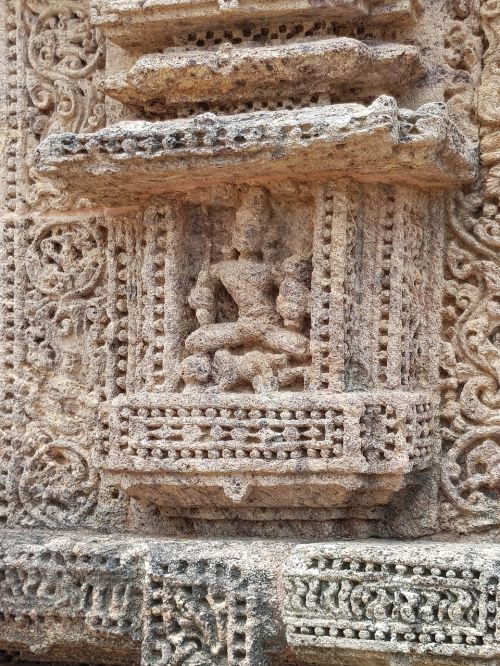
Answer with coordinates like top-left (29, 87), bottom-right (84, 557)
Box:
top-left (18, 437), bottom-right (99, 527)
top-left (22, 0), bottom-right (106, 211)
top-left (144, 555), bottom-right (257, 666)
top-left (26, 220), bottom-right (105, 296)
top-left (27, 1), bottom-right (104, 80)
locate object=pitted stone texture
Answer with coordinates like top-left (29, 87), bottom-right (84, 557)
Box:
top-left (0, 530), bottom-right (291, 666)
top-left (100, 391), bottom-right (438, 518)
top-left (439, 0), bottom-right (500, 534)
top-left (90, 0), bottom-right (422, 49)
top-left (284, 542), bottom-right (500, 665)
top-left (0, 0), bottom-right (491, 538)
top-left (36, 97), bottom-right (476, 203)
top-left (1, 532), bottom-right (500, 666)
top-left (0, 531), bottom-right (145, 665)
top-left (70, 178), bottom-right (441, 532)
top-left (101, 39), bottom-right (423, 111)
top-left (0, 4), bottom-right (498, 666)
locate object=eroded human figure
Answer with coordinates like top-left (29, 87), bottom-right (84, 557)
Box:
top-left (183, 188), bottom-right (311, 392)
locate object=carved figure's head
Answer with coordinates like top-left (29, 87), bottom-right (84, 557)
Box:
top-left (232, 187), bottom-right (269, 257)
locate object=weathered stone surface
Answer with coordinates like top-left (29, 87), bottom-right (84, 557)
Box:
top-left (36, 98), bottom-right (476, 201)
top-left (0, 530), bottom-right (291, 666)
top-left (0, 0), bottom-right (499, 663)
top-left (284, 542), bottom-right (500, 665)
top-left (90, 0), bottom-right (422, 49)
top-left (100, 39), bottom-right (423, 110)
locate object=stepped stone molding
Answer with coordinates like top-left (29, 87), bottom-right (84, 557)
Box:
top-left (284, 542), bottom-right (500, 664)
top-left (0, 0), bottom-right (499, 663)
top-left (101, 39), bottom-right (423, 110)
top-left (90, 0), bottom-right (422, 48)
top-left (69, 177), bottom-right (442, 529)
top-left (36, 97), bottom-right (476, 201)
top-left (98, 390), bottom-right (437, 514)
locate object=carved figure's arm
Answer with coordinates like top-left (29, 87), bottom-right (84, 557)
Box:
top-left (276, 255), bottom-right (312, 330)
top-left (189, 265), bottom-right (217, 325)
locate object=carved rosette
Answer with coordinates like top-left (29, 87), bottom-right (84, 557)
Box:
top-left (18, 436), bottom-right (99, 527)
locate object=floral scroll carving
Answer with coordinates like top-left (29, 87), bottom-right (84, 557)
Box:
top-left (441, 1), bottom-right (500, 527)
top-left (25, 219), bottom-right (107, 376)
top-left (23, 0), bottom-right (106, 211)
top-left (443, 0), bottom-right (482, 137)
top-left (442, 200), bottom-right (500, 523)
top-left (27, 1), bottom-right (103, 80)
top-left (9, 216), bottom-right (109, 528)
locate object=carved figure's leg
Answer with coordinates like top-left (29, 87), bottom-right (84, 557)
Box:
top-left (260, 325), bottom-right (310, 360)
top-left (245, 353), bottom-right (284, 393)
top-left (185, 322), bottom-right (249, 353)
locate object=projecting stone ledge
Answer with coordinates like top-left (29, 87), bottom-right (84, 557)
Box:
top-left (36, 97), bottom-right (477, 203)
top-left (90, 0), bottom-right (422, 49)
top-left (102, 39), bottom-right (423, 110)
top-left (0, 529), bottom-right (291, 666)
top-left (96, 389), bottom-right (438, 520)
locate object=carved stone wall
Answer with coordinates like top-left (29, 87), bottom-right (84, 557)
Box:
top-left (0, 0), bottom-right (498, 664)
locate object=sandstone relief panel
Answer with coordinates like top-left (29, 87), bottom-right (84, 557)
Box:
top-left (441, 0), bottom-right (500, 533)
top-left (0, 0), bottom-right (498, 665)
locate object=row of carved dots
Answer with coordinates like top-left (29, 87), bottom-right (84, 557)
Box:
top-left (377, 197), bottom-right (395, 386)
top-left (306, 558), bottom-right (482, 579)
top-left (121, 444), bottom-right (343, 461)
top-left (485, 577), bottom-right (499, 636)
top-left (342, 208), bottom-right (357, 369)
top-left (408, 223), bottom-right (426, 386)
top-left (5, 0), bottom-right (17, 212)
top-left (1, 0), bottom-right (18, 526)
top-left (114, 240), bottom-right (129, 394)
top-left (230, 594), bottom-right (248, 662)
top-left (151, 228), bottom-right (166, 386)
top-left (158, 91), bottom-right (372, 121)
top-left (122, 407), bottom-right (331, 420)
top-left (400, 218), bottom-right (412, 386)
top-left (314, 192), bottom-right (334, 389)
top-left (58, 118), bottom-right (325, 156)
top-left (289, 623), bottom-right (485, 645)
top-left (0, 217), bottom-right (16, 525)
